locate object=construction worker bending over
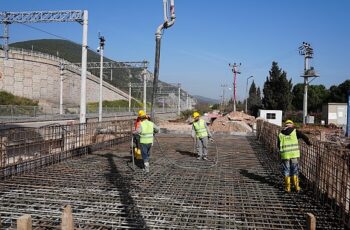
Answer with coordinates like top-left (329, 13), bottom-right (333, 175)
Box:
top-left (191, 112), bottom-right (213, 160)
top-left (278, 120), bottom-right (311, 192)
top-left (136, 111), bottom-right (159, 173)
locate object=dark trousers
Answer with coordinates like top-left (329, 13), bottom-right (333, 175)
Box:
top-left (141, 143), bottom-right (152, 162)
top-left (133, 134), bottom-right (140, 149)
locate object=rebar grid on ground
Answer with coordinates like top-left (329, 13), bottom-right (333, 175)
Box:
top-left (0, 134), bottom-right (344, 229)
top-left (257, 120), bottom-right (350, 229)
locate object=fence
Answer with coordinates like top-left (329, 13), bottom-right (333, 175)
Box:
top-left (0, 119), bottom-right (133, 179)
top-left (0, 105), bottom-right (179, 123)
top-left (257, 119), bottom-right (350, 228)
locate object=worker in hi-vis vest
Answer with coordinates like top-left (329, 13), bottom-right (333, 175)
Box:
top-left (136, 111), bottom-right (159, 173)
top-left (191, 112), bottom-right (213, 160)
top-left (278, 120), bottom-right (311, 192)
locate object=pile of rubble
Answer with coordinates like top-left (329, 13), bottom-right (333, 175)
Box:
top-left (211, 111), bottom-right (256, 133)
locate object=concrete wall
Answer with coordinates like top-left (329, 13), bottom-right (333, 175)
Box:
top-left (0, 49), bottom-right (130, 110)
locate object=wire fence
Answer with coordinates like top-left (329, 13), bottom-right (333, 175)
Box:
top-left (256, 119), bottom-right (350, 228)
top-left (0, 119), bottom-right (133, 179)
top-left (0, 105), bottom-right (179, 123)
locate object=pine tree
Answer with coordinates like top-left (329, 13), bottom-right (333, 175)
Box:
top-left (262, 62), bottom-right (293, 112)
top-left (247, 80), bottom-right (262, 116)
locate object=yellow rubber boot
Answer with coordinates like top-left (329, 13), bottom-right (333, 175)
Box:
top-left (135, 149), bottom-right (142, 160)
top-left (292, 175), bottom-right (301, 192)
top-left (284, 176), bottom-right (291, 192)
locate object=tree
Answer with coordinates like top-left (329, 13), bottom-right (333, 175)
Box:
top-left (247, 80), bottom-right (262, 116)
top-left (262, 62), bottom-right (293, 112)
top-left (328, 80), bottom-right (350, 103)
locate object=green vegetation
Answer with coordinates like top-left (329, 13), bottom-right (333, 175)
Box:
top-left (262, 62), bottom-right (293, 113)
top-left (0, 91), bottom-right (38, 106)
top-left (87, 99), bottom-right (143, 112)
top-left (10, 39), bottom-right (181, 103)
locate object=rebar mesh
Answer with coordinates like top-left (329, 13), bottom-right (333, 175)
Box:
top-left (0, 134), bottom-right (344, 229)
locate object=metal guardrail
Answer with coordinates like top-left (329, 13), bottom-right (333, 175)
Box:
top-left (256, 119), bottom-right (350, 228)
top-left (0, 119), bottom-right (133, 179)
top-left (0, 105), bottom-right (179, 123)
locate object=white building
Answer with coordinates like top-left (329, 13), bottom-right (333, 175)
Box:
top-left (258, 110), bottom-right (283, 126)
top-left (322, 103), bottom-right (347, 126)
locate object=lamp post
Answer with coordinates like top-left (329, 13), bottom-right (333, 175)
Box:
top-left (245, 76), bottom-right (253, 114)
top-left (98, 33), bottom-right (105, 122)
top-left (299, 42), bottom-right (318, 125)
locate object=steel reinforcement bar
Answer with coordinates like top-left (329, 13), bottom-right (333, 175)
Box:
top-left (0, 119), bottom-right (132, 179)
top-left (0, 134), bottom-right (346, 229)
top-left (257, 119), bottom-right (350, 228)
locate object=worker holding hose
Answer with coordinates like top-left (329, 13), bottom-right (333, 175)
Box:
top-left (192, 112), bottom-right (214, 160)
top-left (278, 120), bottom-right (311, 192)
top-left (136, 111), bottom-right (159, 173)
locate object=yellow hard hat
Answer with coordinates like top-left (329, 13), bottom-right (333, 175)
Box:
top-left (285, 120), bottom-right (294, 125)
top-left (138, 110), bottom-right (146, 117)
top-left (193, 112), bottom-right (200, 118)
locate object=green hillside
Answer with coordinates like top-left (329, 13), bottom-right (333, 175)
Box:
top-left (10, 39), bottom-right (145, 97)
top-left (10, 39), bottom-right (183, 103)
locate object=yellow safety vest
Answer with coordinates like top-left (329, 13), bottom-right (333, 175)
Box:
top-left (193, 119), bottom-right (208, 138)
top-left (279, 129), bottom-right (300, 159)
top-left (140, 120), bottom-right (154, 144)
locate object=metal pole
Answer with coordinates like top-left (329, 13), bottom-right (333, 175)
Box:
top-left (128, 83), bottom-right (131, 112)
top-left (303, 55), bottom-right (309, 125)
top-left (60, 64), bottom-right (64, 115)
top-left (110, 69), bottom-right (112, 81)
top-left (186, 93), bottom-right (188, 110)
top-left (346, 90), bottom-right (350, 137)
top-left (98, 35), bottom-right (104, 122)
top-left (80, 10), bottom-right (88, 124)
top-left (245, 76), bottom-right (253, 114)
top-left (3, 22), bottom-right (9, 60)
top-left (234, 71), bottom-right (237, 112)
top-left (178, 84), bottom-right (181, 115)
top-left (143, 71), bottom-right (147, 112)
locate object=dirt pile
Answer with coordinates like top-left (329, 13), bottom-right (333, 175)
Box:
top-left (211, 111), bottom-right (256, 132)
top-left (158, 120), bottom-right (192, 132)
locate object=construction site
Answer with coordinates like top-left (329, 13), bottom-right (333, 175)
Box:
top-left (1, 1), bottom-right (350, 230)
top-left (0, 113), bottom-right (349, 229)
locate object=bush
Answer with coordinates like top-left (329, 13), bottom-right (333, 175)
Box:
top-left (0, 91), bottom-right (38, 106)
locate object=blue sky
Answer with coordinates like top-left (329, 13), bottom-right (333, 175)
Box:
top-left (3, 0), bottom-right (350, 100)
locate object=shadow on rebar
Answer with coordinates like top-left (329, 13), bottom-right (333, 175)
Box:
top-left (104, 153), bottom-right (149, 229)
top-left (239, 169), bottom-right (276, 187)
top-left (175, 149), bottom-right (196, 157)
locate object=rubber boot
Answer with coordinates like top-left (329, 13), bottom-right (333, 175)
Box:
top-left (284, 176), bottom-right (291, 192)
top-left (292, 175), bottom-right (301, 192)
top-left (135, 149), bottom-right (142, 160)
top-left (144, 162), bottom-right (150, 173)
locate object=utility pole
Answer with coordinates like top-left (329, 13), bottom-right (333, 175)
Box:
top-left (299, 42), bottom-right (318, 125)
top-left (245, 76), bottom-right (253, 114)
top-left (143, 70), bottom-right (147, 112)
top-left (98, 33), bottom-right (105, 122)
top-left (128, 83), bottom-right (132, 112)
top-left (0, 20), bottom-right (9, 60)
top-left (59, 64), bottom-right (64, 115)
top-left (220, 84), bottom-right (227, 111)
top-left (229, 62), bottom-right (241, 112)
top-left (80, 10), bottom-right (88, 124)
top-left (177, 83), bottom-right (181, 116)
top-left (150, 0), bottom-right (176, 119)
